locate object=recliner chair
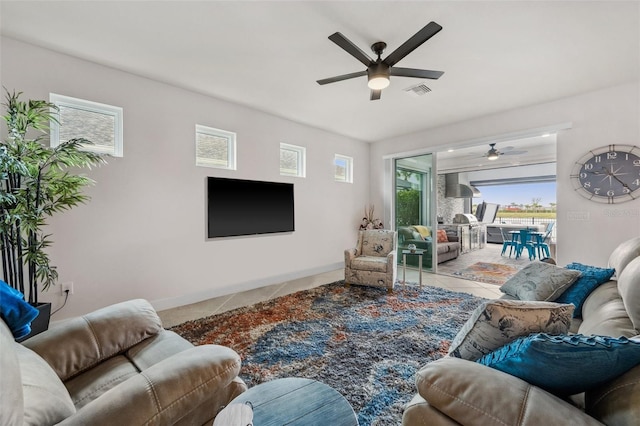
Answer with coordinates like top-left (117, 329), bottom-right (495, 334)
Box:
top-left (344, 229), bottom-right (397, 292)
top-left (0, 299), bottom-right (246, 426)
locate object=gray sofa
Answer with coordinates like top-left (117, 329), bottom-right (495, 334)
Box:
top-left (0, 299), bottom-right (247, 426)
top-left (486, 223), bottom-right (546, 244)
top-left (403, 237), bottom-right (640, 425)
top-left (398, 226), bottom-right (460, 268)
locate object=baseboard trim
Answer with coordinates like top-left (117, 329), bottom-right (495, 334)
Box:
top-left (151, 262), bottom-right (344, 312)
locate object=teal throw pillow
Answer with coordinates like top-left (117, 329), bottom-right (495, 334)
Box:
top-left (555, 262), bottom-right (615, 318)
top-left (477, 333), bottom-right (640, 395)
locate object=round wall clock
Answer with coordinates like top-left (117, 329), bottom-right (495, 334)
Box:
top-left (571, 144), bottom-right (640, 204)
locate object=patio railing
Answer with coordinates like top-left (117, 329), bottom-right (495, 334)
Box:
top-left (491, 217), bottom-right (557, 241)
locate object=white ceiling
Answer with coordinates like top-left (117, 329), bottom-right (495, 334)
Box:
top-left (437, 134), bottom-right (557, 173)
top-left (1, 1), bottom-right (638, 144)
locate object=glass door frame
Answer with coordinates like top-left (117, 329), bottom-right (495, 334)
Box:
top-left (386, 152), bottom-right (438, 272)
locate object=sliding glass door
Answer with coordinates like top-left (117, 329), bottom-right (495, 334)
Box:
top-left (394, 154), bottom-right (434, 271)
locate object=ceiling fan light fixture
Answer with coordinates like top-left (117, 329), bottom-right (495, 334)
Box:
top-left (367, 75), bottom-right (390, 90)
top-left (367, 62), bottom-right (390, 90)
top-left (486, 143), bottom-right (500, 160)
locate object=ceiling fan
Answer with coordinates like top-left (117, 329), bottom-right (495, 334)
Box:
top-left (484, 143), bottom-right (528, 161)
top-left (316, 21), bottom-right (444, 100)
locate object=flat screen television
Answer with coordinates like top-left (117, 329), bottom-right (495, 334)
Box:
top-left (207, 177), bottom-right (295, 238)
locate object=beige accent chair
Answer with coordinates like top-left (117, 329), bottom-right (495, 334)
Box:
top-left (345, 229), bottom-right (397, 292)
top-left (0, 299), bottom-right (247, 426)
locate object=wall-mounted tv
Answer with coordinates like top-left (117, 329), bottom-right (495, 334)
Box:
top-left (207, 177), bottom-right (295, 238)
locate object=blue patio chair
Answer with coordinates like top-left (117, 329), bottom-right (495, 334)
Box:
top-left (516, 229), bottom-right (537, 260)
top-left (500, 227), bottom-right (519, 258)
top-left (532, 222), bottom-right (554, 259)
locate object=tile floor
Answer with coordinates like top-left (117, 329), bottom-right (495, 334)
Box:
top-left (158, 267), bottom-right (502, 328)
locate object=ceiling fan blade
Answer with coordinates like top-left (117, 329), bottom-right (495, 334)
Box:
top-left (502, 150), bottom-right (528, 156)
top-left (328, 32), bottom-right (374, 67)
top-left (383, 21), bottom-right (443, 67)
top-left (317, 70), bottom-right (367, 85)
top-left (390, 67), bottom-right (444, 80)
top-left (370, 90), bottom-right (382, 101)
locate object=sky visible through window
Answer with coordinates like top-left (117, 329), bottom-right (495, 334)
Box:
top-left (475, 182), bottom-right (556, 208)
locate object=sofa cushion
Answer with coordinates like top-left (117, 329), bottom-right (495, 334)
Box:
top-left (448, 299), bottom-right (574, 361)
top-left (361, 230), bottom-right (395, 257)
top-left (351, 256), bottom-right (388, 272)
top-left (23, 299), bottom-right (163, 381)
top-left (608, 236), bottom-right (640, 276)
top-left (126, 330), bottom-right (195, 371)
top-left (0, 322), bottom-right (23, 426)
top-left (414, 357), bottom-right (602, 426)
top-left (65, 354), bottom-right (139, 409)
top-left (500, 261), bottom-right (581, 301)
top-left (436, 229), bottom-right (448, 243)
top-left (477, 333), bottom-right (640, 395)
top-left (16, 344), bottom-right (76, 425)
top-left (579, 281), bottom-right (638, 337)
top-left (555, 262), bottom-right (615, 318)
top-left (618, 257), bottom-right (640, 331)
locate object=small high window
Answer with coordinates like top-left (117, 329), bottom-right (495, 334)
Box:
top-left (280, 143), bottom-right (306, 177)
top-left (50, 94), bottom-right (123, 157)
top-left (195, 125), bottom-right (236, 170)
top-left (335, 154), bottom-right (353, 183)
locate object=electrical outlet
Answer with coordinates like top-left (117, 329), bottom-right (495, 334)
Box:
top-left (61, 282), bottom-right (74, 295)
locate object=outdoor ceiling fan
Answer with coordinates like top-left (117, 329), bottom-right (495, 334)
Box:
top-left (316, 21), bottom-right (444, 100)
top-left (484, 143), bottom-right (528, 161)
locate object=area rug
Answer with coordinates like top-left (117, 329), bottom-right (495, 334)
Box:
top-left (452, 261), bottom-right (519, 285)
top-left (171, 281), bottom-right (485, 426)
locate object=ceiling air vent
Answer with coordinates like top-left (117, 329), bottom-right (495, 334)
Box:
top-left (404, 83), bottom-right (432, 97)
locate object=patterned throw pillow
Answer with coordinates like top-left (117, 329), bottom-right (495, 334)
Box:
top-left (555, 262), bottom-right (615, 318)
top-left (500, 261), bottom-right (581, 301)
top-left (448, 299), bottom-right (574, 361)
top-left (361, 230), bottom-right (394, 257)
top-left (436, 229), bottom-right (448, 243)
top-left (477, 333), bottom-right (640, 395)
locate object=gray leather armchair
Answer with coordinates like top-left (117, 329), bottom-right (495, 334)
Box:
top-left (0, 299), bottom-right (246, 426)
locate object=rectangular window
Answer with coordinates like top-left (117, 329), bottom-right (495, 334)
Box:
top-left (50, 94), bottom-right (123, 157)
top-left (195, 125), bottom-right (236, 170)
top-left (335, 154), bottom-right (353, 183)
top-left (280, 143), bottom-right (306, 177)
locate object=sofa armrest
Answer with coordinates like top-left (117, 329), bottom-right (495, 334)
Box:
top-left (57, 344), bottom-right (243, 426)
top-left (414, 357), bottom-right (603, 426)
top-left (344, 248), bottom-right (357, 267)
top-left (403, 394), bottom-right (460, 426)
top-left (23, 299), bottom-right (162, 381)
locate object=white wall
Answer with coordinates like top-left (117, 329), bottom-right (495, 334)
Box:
top-left (1, 38), bottom-right (370, 318)
top-left (371, 82), bottom-right (640, 268)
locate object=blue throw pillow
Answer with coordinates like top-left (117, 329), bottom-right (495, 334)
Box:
top-left (477, 333), bottom-right (640, 395)
top-left (555, 262), bottom-right (615, 318)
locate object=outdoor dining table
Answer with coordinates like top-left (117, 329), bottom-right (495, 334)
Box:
top-left (509, 229), bottom-right (546, 260)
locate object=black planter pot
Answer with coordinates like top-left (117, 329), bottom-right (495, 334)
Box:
top-left (16, 302), bottom-right (51, 342)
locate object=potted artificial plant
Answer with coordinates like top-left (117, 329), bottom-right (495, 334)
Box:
top-left (0, 89), bottom-right (105, 337)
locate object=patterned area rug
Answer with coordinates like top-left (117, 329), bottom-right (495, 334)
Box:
top-left (171, 281), bottom-right (485, 426)
top-left (453, 261), bottom-right (519, 285)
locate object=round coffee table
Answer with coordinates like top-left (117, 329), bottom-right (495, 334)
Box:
top-left (231, 377), bottom-right (358, 425)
